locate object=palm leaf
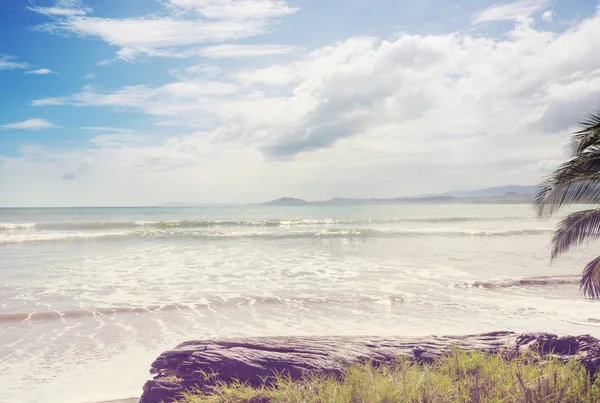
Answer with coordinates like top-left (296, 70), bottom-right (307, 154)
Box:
top-left (538, 108), bottom-right (600, 299)
top-left (534, 179), bottom-right (600, 218)
top-left (570, 109), bottom-right (600, 155)
top-left (534, 146), bottom-right (600, 217)
top-left (551, 209), bottom-right (600, 260)
top-left (581, 255), bottom-right (600, 299)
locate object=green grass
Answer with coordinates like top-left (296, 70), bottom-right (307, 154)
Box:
top-left (177, 350), bottom-right (600, 403)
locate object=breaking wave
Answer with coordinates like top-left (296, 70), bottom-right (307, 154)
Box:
top-left (0, 216), bottom-right (524, 231)
top-left (455, 275), bottom-right (580, 289)
top-left (0, 223), bottom-right (37, 230)
top-left (0, 304), bottom-right (186, 323)
top-left (2, 295), bottom-right (405, 324)
top-left (0, 228), bottom-right (554, 244)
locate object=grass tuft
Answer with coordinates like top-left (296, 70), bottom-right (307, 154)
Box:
top-left (177, 350), bottom-right (600, 403)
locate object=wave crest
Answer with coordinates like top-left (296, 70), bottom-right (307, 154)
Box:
top-left (0, 216), bottom-right (525, 231)
top-left (455, 276), bottom-right (580, 289)
top-left (0, 228), bottom-right (554, 244)
top-left (2, 295), bottom-right (404, 323)
top-left (0, 223), bottom-right (37, 230)
top-left (0, 304), bottom-right (186, 323)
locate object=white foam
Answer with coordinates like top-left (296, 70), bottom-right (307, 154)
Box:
top-left (134, 220), bottom-right (163, 226)
top-left (0, 231), bottom-right (130, 244)
top-left (0, 223), bottom-right (37, 230)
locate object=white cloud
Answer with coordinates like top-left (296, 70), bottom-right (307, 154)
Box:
top-left (29, 0), bottom-right (91, 16)
top-left (170, 64), bottom-right (222, 79)
top-left (7, 6), bottom-right (600, 205)
top-left (34, 10), bottom-right (600, 159)
top-left (87, 127), bottom-right (155, 148)
top-left (0, 55), bottom-right (29, 70)
top-left (84, 73), bottom-right (96, 79)
top-left (164, 0), bottom-right (298, 20)
top-left (472, 0), bottom-right (550, 24)
top-left (508, 159), bottom-right (560, 175)
top-left (40, 17), bottom-right (270, 61)
top-left (89, 134), bottom-right (150, 148)
top-left (33, 0), bottom-right (298, 61)
top-left (31, 97), bottom-right (68, 106)
top-left (236, 37), bottom-right (376, 86)
top-left (33, 82), bottom-right (241, 116)
top-left (196, 44), bottom-right (298, 58)
top-left (542, 10), bottom-right (555, 23)
top-left (28, 7), bottom-right (87, 16)
top-left (0, 57), bottom-right (52, 75)
top-left (1, 119), bottom-right (57, 130)
top-left (83, 126), bottom-right (136, 134)
top-left (82, 127), bottom-right (161, 149)
top-left (26, 68), bottom-right (54, 75)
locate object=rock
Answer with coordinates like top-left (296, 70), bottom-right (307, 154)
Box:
top-left (139, 332), bottom-right (600, 403)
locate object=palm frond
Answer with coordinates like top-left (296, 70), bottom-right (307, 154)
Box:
top-left (534, 146), bottom-right (600, 217)
top-left (551, 209), bottom-right (600, 260)
top-left (581, 255), bottom-right (600, 299)
top-left (534, 179), bottom-right (600, 218)
top-left (570, 109), bottom-right (600, 155)
top-left (539, 109), bottom-right (600, 299)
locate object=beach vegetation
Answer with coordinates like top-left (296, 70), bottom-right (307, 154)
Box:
top-left (177, 349), bottom-right (599, 402)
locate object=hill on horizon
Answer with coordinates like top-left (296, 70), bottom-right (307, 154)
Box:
top-left (261, 185), bottom-right (536, 206)
top-left (156, 185), bottom-right (537, 207)
top-left (261, 197), bottom-right (310, 206)
top-left (433, 185), bottom-right (536, 199)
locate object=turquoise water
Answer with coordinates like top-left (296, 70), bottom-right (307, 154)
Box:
top-left (1, 204), bottom-right (598, 403)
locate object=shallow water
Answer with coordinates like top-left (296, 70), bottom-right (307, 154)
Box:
top-left (1, 204), bottom-right (598, 403)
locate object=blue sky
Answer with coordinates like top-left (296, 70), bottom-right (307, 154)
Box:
top-left (0, 0), bottom-right (599, 206)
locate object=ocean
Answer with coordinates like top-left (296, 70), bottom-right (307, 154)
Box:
top-left (1, 204), bottom-right (598, 403)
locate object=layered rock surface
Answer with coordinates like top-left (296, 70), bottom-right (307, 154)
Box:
top-left (140, 332), bottom-right (600, 403)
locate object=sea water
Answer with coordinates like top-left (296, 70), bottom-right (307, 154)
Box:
top-left (1, 204), bottom-right (598, 403)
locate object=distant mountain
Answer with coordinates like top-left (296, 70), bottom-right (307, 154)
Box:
top-left (435, 185), bottom-right (536, 199)
top-left (160, 186), bottom-right (537, 208)
top-left (258, 186), bottom-right (537, 207)
top-left (315, 196), bottom-right (456, 206)
top-left (260, 196), bottom-right (462, 206)
top-left (262, 197), bottom-right (310, 206)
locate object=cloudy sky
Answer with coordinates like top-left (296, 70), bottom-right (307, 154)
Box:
top-left (0, 0), bottom-right (599, 206)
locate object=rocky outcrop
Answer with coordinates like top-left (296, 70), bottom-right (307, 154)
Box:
top-left (139, 332), bottom-right (600, 403)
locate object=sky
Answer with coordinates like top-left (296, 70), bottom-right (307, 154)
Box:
top-left (0, 0), bottom-right (599, 207)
